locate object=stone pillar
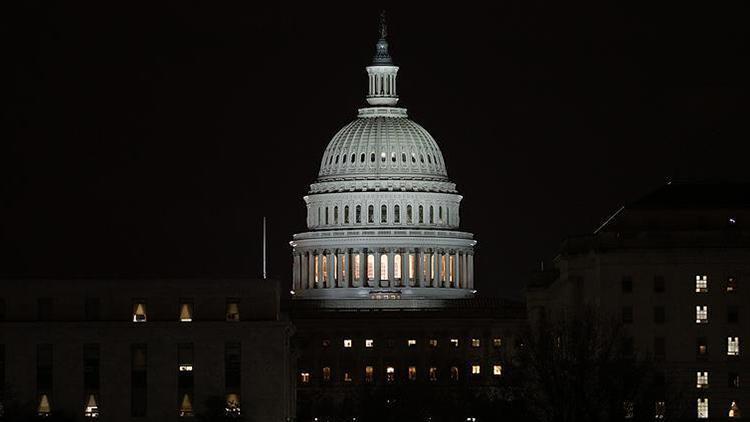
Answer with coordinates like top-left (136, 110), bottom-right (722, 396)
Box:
top-left (454, 251), bottom-right (461, 288)
top-left (435, 250), bottom-right (443, 288)
top-left (325, 251), bottom-right (333, 288)
top-left (416, 249), bottom-right (424, 288)
top-left (468, 253), bottom-right (475, 290)
top-left (307, 252), bottom-right (315, 289)
top-left (317, 252), bottom-right (324, 288)
top-left (387, 250), bottom-right (395, 288)
top-left (359, 250), bottom-right (367, 288)
top-left (374, 250), bottom-right (382, 288)
top-left (401, 250), bottom-right (410, 288)
top-left (338, 251), bottom-right (346, 288)
top-left (292, 253), bottom-right (300, 291)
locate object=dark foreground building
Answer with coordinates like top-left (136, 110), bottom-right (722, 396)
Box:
top-left (528, 182), bottom-right (750, 419)
top-left (0, 278), bottom-right (294, 421)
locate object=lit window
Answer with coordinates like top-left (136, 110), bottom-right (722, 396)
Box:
top-left (365, 366), bottom-right (374, 382)
top-left (37, 394), bottom-right (51, 416)
top-left (471, 365), bottom-right (481, 375)
top-left (386, 366), bottom-right (395, 382)
top-left (225, 393), bottom-right (240, 417)
top-left (367, 254), bottom-right (375, 280)
top-left (696, 306), bottom-right (708, 323)
top-left (429, 339), bottom-right (438, 348)
top-left (380, 254), bottom-right (388, 280)
top-left (344, 371), bottom-right (352, 382)
top-left (655, 401), bottom-right (665, 419)
top-left (471, 338), bottom-right (480, 348)
top-left (493, 365), bottom-right (502, 376)
top-left (344, 339), bottom-right (352, 348)
top-left (132, 301), bottom-right (147, 323)
top-left (322, 367), bottom-right (331, 382)
top-left (450, 338), bottom-right (459, 348)
top-left (696, 275), bottom-right (708, 293)
top-left (493, 338), bottom-right (502, 347)
top-left (697, 337), bottom-right (708, 356)
top-left (179, 393), bottom-right (194, 417)
top-left (179, 302), bottom-right (193, 322)
top-left (300, 372), bottom-right (310, 383)
top-left (365, 339), bottom-right (374, 348)
top-left (407, 339), bottom-right (416, 347)
top-left (226, 300), bottom-right (240, 321)
top-left (728, 337), bottom-right (740, 356)
top-left (450, 366), bottom-right (459, 380)
top-left (697, 398), bottom-right (709, 418)
top-left (624, 400), bottom-right (634, 419)
top-left (697, 371), bottom-right (709, 388)
top-left (380, 152), bottom-right (386, 162)
top-left (353, 254), bottom-right (361, 280)
top-left (727, 276), bottom-right (738, 292)
top-left (429, 367), bottom-right (437, 381)
top-left (729, 401), bottom-right (741, 418)
top-left (394, 254), bottom-right (402, 280)
top-left (408, 366), bottom-right (417, 381)
top-left (83, 394), bottom-right (99, 418)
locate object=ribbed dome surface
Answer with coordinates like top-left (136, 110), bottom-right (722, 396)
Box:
top-left (318, 108), bottom-right (448, 181)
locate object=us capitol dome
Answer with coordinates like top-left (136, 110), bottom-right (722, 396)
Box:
top-left (290, 17), bottom-right (476, 306)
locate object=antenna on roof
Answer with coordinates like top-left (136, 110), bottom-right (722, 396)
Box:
top-left (262, 216), bottom-right (268, 280)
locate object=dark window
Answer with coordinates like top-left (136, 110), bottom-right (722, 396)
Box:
top-left (83, 344), bottom-right (100, 391)
top-left (697, 337), bottom-right (708, 357)
top-left (653, 276), bottom-right (665, 293)
top-left (321, 339), bottom-right (331, 348)
top-left (654, 306), bottom-right (665, 324)
top-left (386, 339), bottom-right (395, 348)
top-left (622, 337), bottom-right (634, 356)
top-left (38, 298), bottom-right (52, 321)
top-left (654, 337), bottom-right (665, 360)
top-left (0, 298), bottom-right (5, 321)
top-left (225, 342), bottom-right (241, 393)
top-left (727, 276), bottom-right (738, 292)
top-left (728, 307), bottom-right (739, 324)
top-left (226, 299), bottom-right (240, 322)
top-left (622, 306), bottom-right (633, 324)
top-left (621, 276), bottom-right (633, 293)
top-left (85, 298), bottom-right (100, 321)
top-left (37, 344), bottom-right (53, 393)
top-left (729, 372), bottom-right (740, 389)
top-left (131, 344), bottom-right (147, 417)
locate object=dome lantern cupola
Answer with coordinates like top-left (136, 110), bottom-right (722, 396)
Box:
top-left (366, 11), bottom-right (399, 106)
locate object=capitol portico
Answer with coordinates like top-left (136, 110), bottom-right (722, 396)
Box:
top-left (289, 16), bottom-right (476, 304)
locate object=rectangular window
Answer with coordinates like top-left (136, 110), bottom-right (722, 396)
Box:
top-left (696, 275), bottom-right (708, 293)
top-left (365, 339), bottom-right (374, 348)
top-left (728, 307), bottom-right (739, 324)
top-left (131, 344), bottom-right (147, 417)
top-left (471, 338), bottom-right (481, 348)
top-left (624, 401), bottom-right (634, 419)
top-left (365, 366), bottom-right (374, 383)
top-left (322, 367), bottom-right (331, 382)
top-left (344, 339), bottom-right (352, 348)
top-left (728, 337), bottom-right (740, 356)
top-left (225, 342), bottom-right (241, 394)
top-left (493, 338), bottom-right (502, 348)
top-left (622, 306), bottom-right (633, 324)
top-left (84, 298), bottom-right (100, 321)
top-left (226, 299), bottom-right (240, 321)
top-left (300, 372), bottom-right (310, 383)
top-left (696, 306), bottom-right (708, 323)
top-left (429, 367), bottom-right (437, 381)
top-left (697, 398), bottom-right (709, 419)
top-left (655, 401), bottom-right (665, 419)
top-left (621, 276), bottom-right (633, 293)
top-left (697, 337), bottom-right (708, 356)
top-left (429, 339), bottom-right (438, 348)
top-left (654, 306), bottom-right (665, 324)
top-left (727, 276), bottom-right (738, 292)
top-left (179, 301), bottom-right (193, 322)
top-left (729, 372), bottom-right (740, 389)
top-left (132, 300), bottom-right (147, 323)
top-left (83, 344), bottom-right (100, 391)
top-left (654, 337), bottom-right (665, 360)
top-left (653, 276), bottom-right (665, 293)
top-left (344, 371), bottom-right (352, 382)
top-left (696, 371), bottom-right (708, 388)
top-left (386, 366), bottom-right (395, 382)
top-left (38, 298), bottom-right (52, 321)
top-left (37, 344), bottom-right (53, 396)
top-left (450, 338), bottom-right (459, 348)
top-left (471, 365), bottom-right (481, 375)
top-left (407, 339), bottom-right (416, 347)
top-left (450, 366), bottom-right (459, 380)
top-left (408, 366), bottom-right (416, 381)
top-left (84, 394), bottom-right (99, 418)
top-left (493, 364), bottom-right (502, 376)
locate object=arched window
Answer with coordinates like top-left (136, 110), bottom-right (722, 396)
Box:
top-left (394, 205), bottom-right (400, 223)
top-left (335, 155), bottom-right (339, 164)
top-left (407, 205), bottom-right (413, 224)
top-left (353, 153), bottom-right (357, 163)
top-left (360, 153), bottom-right (365, 163)
top-left (344, 206), bottom-right (350, 224)
top-left (427, 155), bottom-right (432, 164)
top-left (325, 207), bottom-right (329, 225)
top-left (402, 152), bottom-right (406, 162)
top-left (418, 205), bottom-right (424, 224)
top-left (429, 206), bottom-right (434, 224)
top-left (333, 206), bottom-right (339, 224)
top-left (438, 206), bottom-right (443, 224)
top-left (420, 154), bottom-right (425, 163)
top-left (356, 205), bottom-right (362, 223)
top-left (391, 152), bottom-right (396, 162)
top-left (411, 153), bottom-right (416, 163)
top-left (380, 152), bottom-right (386, 163)
top-left (368, 205), bottom-right (374, 223)
top-left (446, 207), bottom-right (450, 225)
top-left (343, 154), bottom-right (347, 164)
top-left (318, 207), bottom-right (321, 226)
top-left (370, 152), bottom-right (375, 163)
top-left (381, 205), bottom-right (388, 223)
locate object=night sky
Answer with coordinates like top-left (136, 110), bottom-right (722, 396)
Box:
top-left (3, 3), bottom-right (749, 299)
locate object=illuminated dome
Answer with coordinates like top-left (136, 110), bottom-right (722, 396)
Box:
top-left (290, 13), bottom-right (476, 307)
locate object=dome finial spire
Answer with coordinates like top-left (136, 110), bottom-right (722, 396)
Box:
top-left (372, 10), bottom-right (393, 66)
top-left (379, 10), bottom-right (387, 39)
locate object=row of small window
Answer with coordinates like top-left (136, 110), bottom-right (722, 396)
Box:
top-left (316, 204), bottom-right (451, 226)
top-left (650, 336), bottom-right (741, 359)
top-left (325, 337), bottom-right (502, 349)
top-left (325, 150), bottom-right (441, 169)
top-left (620, 305), bottom-right (741, 324)
top-left (300, 364), bottom-right (503, 384)
top-left (620, 400), bottom-right (741, 419)
top-left (621, 274), bottom-right (739, 293)
top-left (695, 371), bottom-right (743, 389)
top-left (132, 300), bottom-right (239, 322)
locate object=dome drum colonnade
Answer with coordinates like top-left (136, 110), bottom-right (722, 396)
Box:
top-left (290, 15), bottom-right (477, 302)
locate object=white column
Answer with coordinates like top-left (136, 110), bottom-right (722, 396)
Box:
top-left (401, 250), bottom-right (409, 288)
top-left (374, 250), bottom-right (382, 287)
top-left (454, 251), bottom-right (461, 288)
top-left (327, 251), bottom-right (335, 288)
top-left (424, 251), bottom-right (431, 287)
top-left (359, 250), bottom-right (367, 288)
top-left (435, 251), bottom-right (443, 288)
top-left (416, 249), bottom-right (424, 287)
top-left (468, 253), bottom-right (475, 290)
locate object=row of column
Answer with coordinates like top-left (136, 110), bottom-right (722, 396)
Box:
top-left (292, 248), bottom-right (474, 291)
top-left (368, 73), bottom-right (396, 97)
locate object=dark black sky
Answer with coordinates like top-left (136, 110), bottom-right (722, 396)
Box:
top-left (2, 2), bottom-right (749, 299)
